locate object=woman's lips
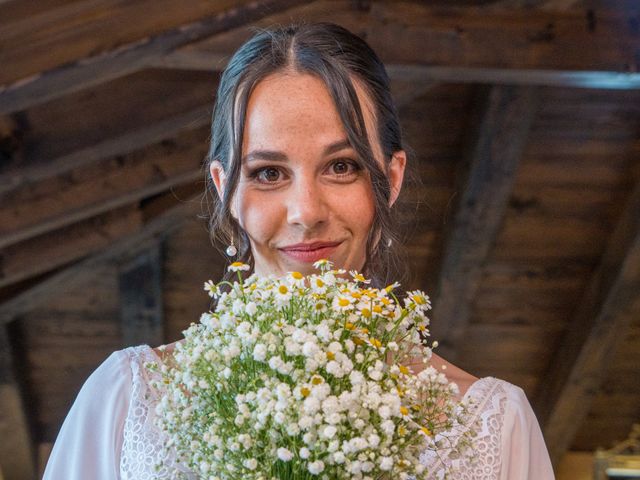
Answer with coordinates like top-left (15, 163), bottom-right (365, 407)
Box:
top-left (279, 242), bottom-right (342, 263)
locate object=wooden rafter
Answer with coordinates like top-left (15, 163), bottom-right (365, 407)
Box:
top-left (0, 0), bottom-right (308, 115)
top-left (0, 105), bottom-right (211, 195)
top-left (154, 51), bottom-right (640, 90)
top-left (0, 126), bottom-right (208, 251)
top-left (0, 205), bottom-right (143, 289)
top-left (0, 326), bottom-right (35, 480)
top-left (534, 180), bottom-right (640, 466)
top-left (429, 85), bottom-right (539, 360)
top-left (2, 1), bottom-right (640, 114)
top-left (0, 193), bottom-right (201, 325)
top-left (365, 2), bottom-right (639, 74)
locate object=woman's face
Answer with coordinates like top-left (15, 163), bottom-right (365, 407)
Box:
top-left (211, 71), bottom-right (405, 277)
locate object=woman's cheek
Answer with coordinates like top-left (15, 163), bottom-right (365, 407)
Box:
top-left (238, 190), bottom-right (282, 243)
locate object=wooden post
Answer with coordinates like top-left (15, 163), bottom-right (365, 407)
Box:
top-left (430, 85), bottom-right (539, 360)
top-left (0, 326), bottom-right (36, 480)
top-left (535, 181), bottom-right (640, 466)
top-left (118, 243), bottom-right (164, 348)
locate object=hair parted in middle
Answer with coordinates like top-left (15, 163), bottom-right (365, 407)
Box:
top-left (204, 22), bottom-right (409, 286)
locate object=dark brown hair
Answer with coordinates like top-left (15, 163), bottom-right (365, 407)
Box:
top-left (204, 22), bottom-right (409, 287)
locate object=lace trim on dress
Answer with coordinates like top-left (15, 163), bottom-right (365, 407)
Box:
top-left (418, 377), bottom-right (507, 480)
top-left (121, 346), bottom-right (507, 480)
top-left (120, 345), bottom-right (196, 480)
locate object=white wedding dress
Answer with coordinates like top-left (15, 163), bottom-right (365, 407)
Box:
top-left (43, 345), bottom-right (555, 479)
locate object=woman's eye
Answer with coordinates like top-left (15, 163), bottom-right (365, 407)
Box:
top-left (330, 159), bottom-right (360, 176)
top-left (251, 167), bottom-right (281, 183)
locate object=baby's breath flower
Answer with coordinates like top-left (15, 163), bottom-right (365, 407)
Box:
top-left (150, 261), bottom-right (475, 479)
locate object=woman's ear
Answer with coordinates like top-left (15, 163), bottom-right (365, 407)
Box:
top-left (209, 160), bottom-right (227, 200)
top-left (388, 150), bottom-right (406, 207)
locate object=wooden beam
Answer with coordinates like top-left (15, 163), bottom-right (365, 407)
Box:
top-left (0, 126), bottom-right (207, 250)
top-left (118, 243), bottom-right (164, 348)
top-left (534, 180), bottom-right (640, 466)
top-left (429, 85), bottom-right (539, 360)
top-left (0, 105), bottom-right (211, 195)
top-left (0, 193), bottom-right (201, 325)
top-left (365, 2), bottom-right (640, 72)
top-left (0, 326), bottom-right (36, 480)
top-left (149, 51), bottom-right (442, 102)
top-left (0, 0), bottom-right (308, 115)
top-left (0, 205), bottom-right (143, 289)
top-left (384, 64), bottom-right (640, 90)
top-left (155, 48), bottom-right (640, 89)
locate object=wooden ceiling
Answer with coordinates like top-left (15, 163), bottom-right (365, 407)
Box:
top-left (1, 0), bottom-right (640, 478)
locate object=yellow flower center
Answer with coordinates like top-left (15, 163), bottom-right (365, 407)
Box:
top-left (412, 294), bottom-right (426, 305)
top-left (315, 278), bottom-right (324, 287)
top-left (344, 322), bottom-right (355, 330)
top-left (369, 338), bottom-right (381, 349)
top-left (373, 305), bottom-right (383, 314)
top-left (399, 365), bottom-right (410, 375)
top-left (291, 271), bottom-right (303, 280)
top-left (338, 297), bottom-right (350, 307)
top-left (326, 351), bottom-right (335, 360)
top-left (301, 387), bottom-right (310, 397)
top-left (421, 426), bottom-right (432, 436)
top-left (360, 308), bottom-right (371, 318)
top-left (311, 375), bottom-right (324, 385)
top-left (400, 406), bottom-right (409, 416)
top-left (279, 285), bottom-right (288, 295)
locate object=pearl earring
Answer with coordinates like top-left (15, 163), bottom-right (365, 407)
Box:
top-left (226, 231), bottom-right (237, 257)
top-left (387, 238), bottom-right (392, 248)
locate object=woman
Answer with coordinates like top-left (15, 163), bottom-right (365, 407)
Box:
top-left (43, 23), bottom-right (554, 479)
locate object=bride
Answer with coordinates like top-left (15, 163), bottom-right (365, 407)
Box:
top-left (43, 22), bottom-right (554, 479)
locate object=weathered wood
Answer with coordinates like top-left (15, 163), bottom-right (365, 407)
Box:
top-left (0, 0), bottom-right (308, 114)
top-left (0, 205), bottom-right (142, 289)
top-left (151, 50), bottom-right (442, 103)
top-left (429, 85), bottom-right (539, 359)
top-left (366, 2), bottom-right (640, 73)
top-left (3, 0), bottom-right (640, 115)
top-left (0, 105), bottom-right (211, 195)
top-left (534, 180), bottom-right (640, 466)
top-left (0, 193), bottom-right (201, 325)
top-left (118, 243), bottom-right (164, 347)
top-left (385, 64), bottom-right (640, 90)
top-left (0, 0), bottom-right (246, 83)
top-left (157, 49), bottom-right (640, 89)
top-left (0, 326), bottom-right (36, 480)
top-left (0, 125), bottom-right (207, 249)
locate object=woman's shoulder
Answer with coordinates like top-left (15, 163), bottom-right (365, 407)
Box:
top-left (85, 344), bottom-right (171, 392)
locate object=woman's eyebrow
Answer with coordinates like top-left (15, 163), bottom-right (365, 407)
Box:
top-left (242, 150), bottom-right (287, 163)
top-left (242, 139), bottom-right (352, 163)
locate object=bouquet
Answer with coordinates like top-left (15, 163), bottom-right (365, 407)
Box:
top-left (148, 260), bottom-right (475, 479)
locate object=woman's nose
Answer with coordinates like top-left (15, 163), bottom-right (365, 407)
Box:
top-left (286, 178), bottom-right (329, 231)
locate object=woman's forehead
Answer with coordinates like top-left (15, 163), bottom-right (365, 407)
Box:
top-left (240, 71), bottom-right (381, 160)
